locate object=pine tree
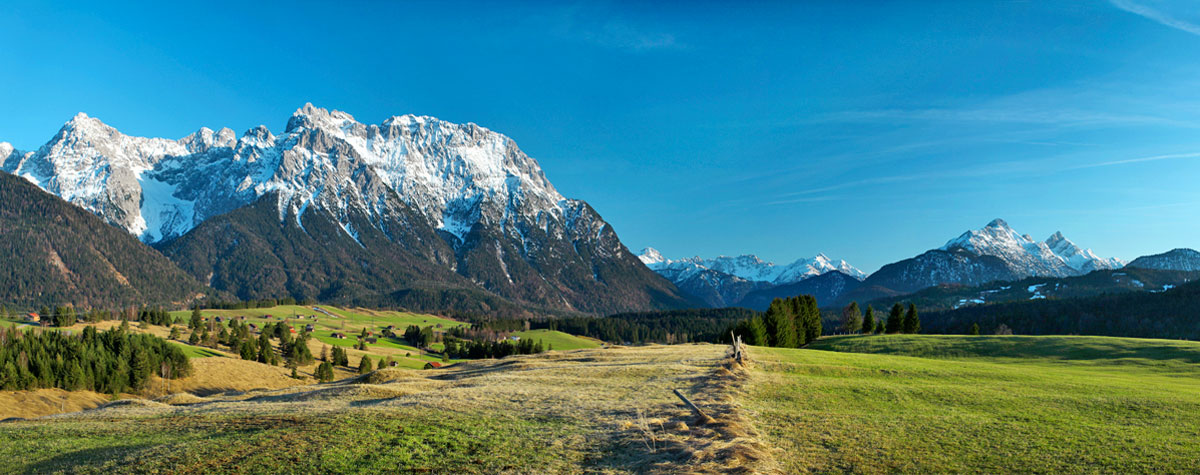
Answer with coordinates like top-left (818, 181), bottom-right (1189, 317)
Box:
top-left (970, 323), bottom-right (980, 336)
top-left (764, 299), bottom-right (797, 348)
top-left (798, 296), bottom-right (822, 344)
top-left (190, 307), bottom-right (203, 330)
top-left (861, 305), bottom-right (876, 335)
top-left (875, 320), bottom-right (884, 334)
top-left (316, 361), bottom-right (335, 382)
top-left (886, 303), bottom-right (903, 334)
top-left (840, 302), bottom-right (863, 334)
top-left (358, 356), bottom-right (374, 374)
top-left (902, 303), bottom-right (920, 334)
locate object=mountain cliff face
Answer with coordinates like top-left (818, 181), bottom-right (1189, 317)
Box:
top-left (0, 172), bottom-right (211, 309)
top-left (2, 106), bottom-right (695, 314)
top-left (1126, 249), bottom-right (1200, 272)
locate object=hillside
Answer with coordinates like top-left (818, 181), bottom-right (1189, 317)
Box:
top-left (862, 266), bottom-right (1198, 312)
top-left (918, 278), bottom-right (1200, 338)
top-left (0, 172), bottom-right (211, 309)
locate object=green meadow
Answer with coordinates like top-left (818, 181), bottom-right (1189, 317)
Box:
top-left (747, 334), bottom-right (1200, 474)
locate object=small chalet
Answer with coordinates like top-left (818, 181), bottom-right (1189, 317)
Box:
top-left (25, 313), bottom-right (39, 323)
top-left (364, 337), bottom-right (378, 344)
top-left (387, 361), bottom-right (399, 367)
top-left (214, 316), bottom-right (223, 323)
top-left (423, 362), bottom-right (443, 370)
top-left (304, 324), bottom-right (315, 331)
top-left (332, 332), bottom-right (346, 339)
top-left (248, 323), bottom-right (258, 331)
top-left (384, 325), bottom-right (396, 331)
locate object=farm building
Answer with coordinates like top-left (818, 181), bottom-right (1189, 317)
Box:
top-left (248, 324), bottom-right (258, 331)
top-left (25, 313), bottom-right (39, 323)
top-left (332, 332), bottom-right (346, 339)
top-left (364, 337), bottom-right (378, 344)
top-left (304, 324), bottom-right (315, 331)
top-left (424, 362), bottom-right (442, 370)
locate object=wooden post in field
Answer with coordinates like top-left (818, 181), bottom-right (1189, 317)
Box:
top-left (673, 389), bottom-right (712, 422)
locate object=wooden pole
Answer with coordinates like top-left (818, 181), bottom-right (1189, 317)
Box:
top-left (673, 388), bottom-right (711, 421)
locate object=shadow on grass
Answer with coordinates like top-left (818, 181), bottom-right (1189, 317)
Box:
top-left (21, 442), bottom-right (158, 473)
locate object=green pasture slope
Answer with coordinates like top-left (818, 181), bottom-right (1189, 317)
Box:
top-left (747, 334), bottom-right (1200, 473)
top-left (511, 329), bottom-right (602, 351)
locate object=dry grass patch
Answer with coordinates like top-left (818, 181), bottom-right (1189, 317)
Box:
top-left (0, 389), bottom-right (114, 420)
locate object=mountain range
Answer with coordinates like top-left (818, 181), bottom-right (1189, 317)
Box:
top-left (639, 218), bottom-right (1194, 310)
top-left (3, 107), bottom-right (1197, 317)
top-left (1, 105), bottom-right (697, 315)
top-left (636, 249), bottom-right (864, 307)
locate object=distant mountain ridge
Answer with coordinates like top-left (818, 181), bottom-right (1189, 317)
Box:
top-left (941, 219), bottom-right (1125, 277)
top-left (1126, 248), bottom-right (1200, 272)
top-left (636, 247), bottom-right (864, 308)
top-left (645, 219), bottom-right (1137, 310)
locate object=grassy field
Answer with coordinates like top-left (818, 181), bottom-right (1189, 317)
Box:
top-left (0, 344), bottom-right (760, 474)
top-left (511, 329), bottom-right (603, 351)
top-left (746, 334), bottom-right (1200, 474)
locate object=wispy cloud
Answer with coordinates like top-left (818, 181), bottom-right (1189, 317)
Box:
top-left (1110, 0), bottom-right (1200, 36)
top-left (579, 20), bottom-right (679, 51)
top-left (546, 4), bottom-right (682, 52)
top-left (1068, 151), bottom-right (1200, 169)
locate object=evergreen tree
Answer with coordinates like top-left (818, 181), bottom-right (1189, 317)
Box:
top-left (875, 320), bottom-right (884, 334)
top-left (168, 327), bottom-right (180, 340)
top-left (886, 303), bottom-right (904, 334)
top-left (190, 307), bottom-right (203, 330)
top-left (798, 296), bottom-right (822, 344)
top-left (358, 355), bottom-right (374, 374)
top-left (316, 361), bottom-right (335, 382)
top-left (861, 305), bottom-right (876, 335)
top-left (764, 299), bottom-right (797, 348)
top-left (840, 302), bottom-right (863, 334)
top-left (188, 331), bottom-right (200, 345)
top-left (902, 303), bottom-right (920, 334)
top-left (970, 323), bottom-right (981, 336)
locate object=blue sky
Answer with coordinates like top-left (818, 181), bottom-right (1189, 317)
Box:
top-left (2, 1), bottom-right (1199, 272)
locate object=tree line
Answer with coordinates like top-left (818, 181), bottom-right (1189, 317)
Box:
top-left (476, 308), bottom-right (760, 345)
top-left (0, 323), bottom-right (191, 393)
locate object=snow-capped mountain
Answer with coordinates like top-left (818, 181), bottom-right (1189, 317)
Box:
top-left (2, 105), bottom-right (573, 246)
top-left (1127, 248), bottom-right (1200, 271)
top-left (1, 105), bottom-right (696, 314)
top-left (941, 219), bottom-right (1123, 277)
top-left (638, 248), bottom-right (865, 284)
top-left (635, 247), bottom-right (864, 307)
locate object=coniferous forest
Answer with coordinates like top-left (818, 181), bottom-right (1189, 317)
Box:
top-left (0, 324), bottom-right (191, 393)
